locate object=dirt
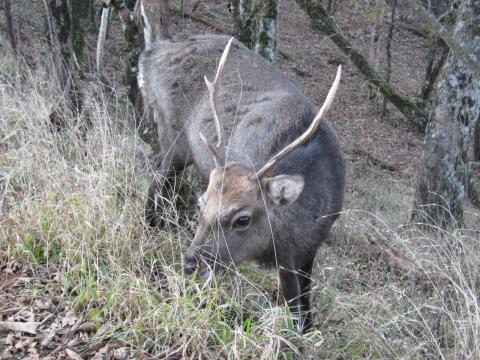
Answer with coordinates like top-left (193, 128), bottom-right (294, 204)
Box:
top-left (0, 258), bottom-right (130, 359)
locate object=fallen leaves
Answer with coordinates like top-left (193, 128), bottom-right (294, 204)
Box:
top-left (65, 348), bottom-right (83, 360)
top-left (0, 265), bottom-right (111, 359)
top-left (0, 321), bottom-right (39, 335)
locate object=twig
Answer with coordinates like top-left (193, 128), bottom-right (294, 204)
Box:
top-left (366, 234), bottom-right (451, 285)
top-left (349, 148), bottom-right (398, 172)
top-left (294, 0), bottom-right (428, 131)
top-left (169, 3), bottom-right (229, 34)
top-left (404, 0), bottom-right (480, 80)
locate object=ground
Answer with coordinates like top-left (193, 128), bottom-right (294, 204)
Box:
top-left (1, 0), bottom-right (480, 359)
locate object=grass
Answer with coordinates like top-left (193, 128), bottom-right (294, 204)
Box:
top-left (1, 54), bottom-right (480, 359)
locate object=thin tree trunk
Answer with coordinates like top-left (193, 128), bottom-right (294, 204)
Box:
top-left (42, 0), bottom-right (91, 125)
top-left (368, 0), bottom-right (385, 102)
top-left (419, 38), bottom-right (449, 103)
top-left (116, 0), bottom-right (160, 151)
top-left (294, 0), bottom-right (428, 131)
top-left (382, 0), bottom-right (397, 114)
top-left (3, 0), bottom-right (16, 54)
top-left (404, 0), bottom-right (480, 80)
top-left (253, 0), bottom-right (281, 62)
top-left (231, 0), bottom-right (280, 62)
top-left (412, 0), bottom-right (480, 228)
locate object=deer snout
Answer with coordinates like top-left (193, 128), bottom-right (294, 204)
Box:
top-left (181, 253), bottom-right (199, 275)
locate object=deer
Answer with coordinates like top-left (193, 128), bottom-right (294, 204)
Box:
top-left (137, 1), bottom-right (345, 333)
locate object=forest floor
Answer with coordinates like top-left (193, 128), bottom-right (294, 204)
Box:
top-left (1, 0), bottom-right (480, 359)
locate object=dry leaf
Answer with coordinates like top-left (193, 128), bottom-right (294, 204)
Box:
top-left (90, 344), bottom-right (109, 360)
top-left (0, 321), bottom-right (40, 334)
top-left (69, 316), bottom-right (84, 335)
top-left (27, 341), bottom-right (39, 355)
top-left (61, 310), bottom-right (78, 328)
top-left (1, 346), bottom-right (14, 360)
top-left (77, 322), bottom-right (96, 333)
top-left (40, 318), bottom-right (61, 347)
top-left (113, 347), bottom-right (129, 360)
top-left (33, 299), bottom-right (52, 311)
top-left (5, 333), bottom-right (14, 345)
top-left (65, 348), bottom-right (83, 360)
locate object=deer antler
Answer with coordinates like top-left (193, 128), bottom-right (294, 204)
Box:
top-left (200, 37), bottom-right (234, 168)
top-left (253, 65), bottom-right (342, 180)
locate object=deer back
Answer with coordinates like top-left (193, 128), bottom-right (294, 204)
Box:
top-left (139, 35), bottom-right (341, 175)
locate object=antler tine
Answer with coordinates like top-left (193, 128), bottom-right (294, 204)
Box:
top-left (254, 65), bottom-right (342, 180)
top-left (200, 37), bottom-right (234, 168)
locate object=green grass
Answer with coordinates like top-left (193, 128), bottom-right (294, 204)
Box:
top-left (1, 54), bottom-right (480, 359)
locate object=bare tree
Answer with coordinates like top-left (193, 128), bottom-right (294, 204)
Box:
top-left (412, 0), bottom-right (480, 227)
top-left (368, 0), bottom-right (385, 102)
top-left (294, 0), bottom-right (428, 131)
top-left (419, 37), bottom-right (449, 103)
top-left (405, 0), bottom-right (480, 80)
top-left (43, 0), bottom-right (93, 116)
top-left (417, 0), bottom-right (453, 104)
top-left (230, 0), bottom-right (281, 62)
top-left (382, 0), bottom-right (397, 114)
top-left (3, 0), bottom-right (16, 54)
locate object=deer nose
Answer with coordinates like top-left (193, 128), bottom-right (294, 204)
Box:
top-left (182, 254), bottom-right (198, 275)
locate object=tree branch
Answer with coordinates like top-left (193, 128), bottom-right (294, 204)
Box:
top-left (404, 0), bottom-right (480, 80)
top-left (294, 0), bottom-right (428, 131)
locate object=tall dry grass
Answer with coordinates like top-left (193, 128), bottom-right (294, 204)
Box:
top-left (1, 52), bottom-right (480, 359)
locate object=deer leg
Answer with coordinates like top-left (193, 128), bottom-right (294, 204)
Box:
top-left (298, 258), bottom-right (314, 332)
top-left (145, 152), bottom-right (187, 228)
top-left (279, 267), bottom-right (302, 330)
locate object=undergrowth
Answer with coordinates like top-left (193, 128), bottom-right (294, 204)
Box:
top-left (1, 54), bottom-right (480, 359)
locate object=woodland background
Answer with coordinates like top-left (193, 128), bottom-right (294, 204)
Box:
top-left (0, 0), bottom-right (479, 358)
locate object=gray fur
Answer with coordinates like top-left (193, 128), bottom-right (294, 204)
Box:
top-left (139, 34), bottom-right (346, 332)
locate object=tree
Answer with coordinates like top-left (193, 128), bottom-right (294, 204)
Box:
top-left (412, 0), bottom-right (480, 227)
top-left (294, 0), bottom-right (429, 131)
top-left (418, 0), bottom-right (452, 104)
top-left (230, 0), bottom-right (281, 62)
top-left (3, 0), bottom-right (16, 54)
top-left (43, 0), bottom-right (94, 116)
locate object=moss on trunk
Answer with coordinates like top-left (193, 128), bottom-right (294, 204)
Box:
top-left (70, 0), bottom-right (91, 59)
top-left (232, 0), bottom-right (280, 62)
top-left (412, 0), bottom-right (480, 227)
top-left (294, 0), bottom-right (428, 131)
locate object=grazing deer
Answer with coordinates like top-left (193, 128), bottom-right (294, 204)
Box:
top-left (138, 2), bottom-right (345, 332)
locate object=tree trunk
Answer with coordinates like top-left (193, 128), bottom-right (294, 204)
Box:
top-left (3, 0), bottom-right (16, 54)
top-left (44, 0), bottom-right (91, 116)
top-left (404, 0), bottom-right (480, 80)
top-left (116, 0), bottom-right (160, 151)
top-left (231, 0), bottom-right (281, 62)
top-left (368, 0), bottom-right (385, 102)
top-left (294, 0), bottom-right (428, 131)
top-left (382, 0), bottom-right (397, 114)
top-left (412, 0), bottom-right (480, 228)
top-left (419, 37), bottom-right (449, 103)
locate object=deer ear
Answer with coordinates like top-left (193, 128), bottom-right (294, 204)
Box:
top-left (265, 175), bottom-right (305, 207)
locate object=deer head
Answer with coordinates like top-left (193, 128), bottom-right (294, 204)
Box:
top-left (182, 38), bottom-right (342, 274)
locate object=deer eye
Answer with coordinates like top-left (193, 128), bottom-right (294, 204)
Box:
top-left (233, 215), bottom-right (251, 229)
